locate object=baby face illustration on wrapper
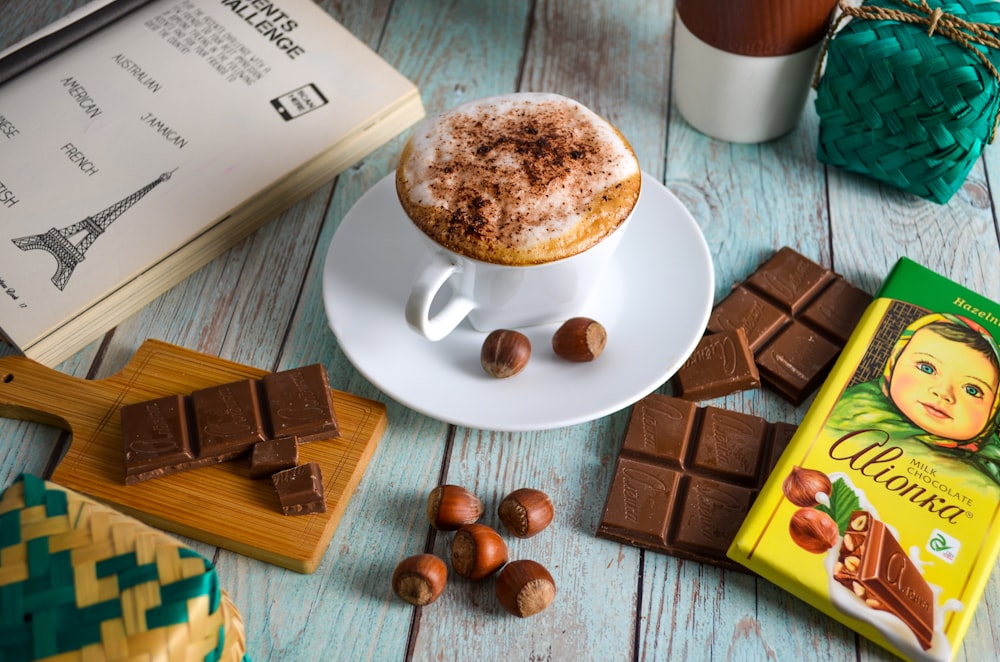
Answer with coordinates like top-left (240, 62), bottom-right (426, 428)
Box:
top-left (883, 314), bottom-right (1000, 449)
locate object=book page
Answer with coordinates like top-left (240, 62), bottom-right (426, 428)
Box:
top-left (0, 0), bottom-right (418, 353)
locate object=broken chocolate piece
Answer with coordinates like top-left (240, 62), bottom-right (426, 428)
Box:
top-left (834, 511), bottom-right (934, 650)
top-left (121, 394), bottom-right (195, 484)
top-left (261, 364), bottom-right (340, 442)
top-left (249, 436), bottom-right (299, 479)
top-left (597, 394), bottom-right (794, 571)
top-left (121, 364), bottom-right (340, 485)
top-left (191, 379), bottom-right (267, 460)
top-left (273, 462), bottom-right (327, 515)
top-left (673, 328), bottom-right (760, 401)
top-left (708, 247), bottom-right (871, 405)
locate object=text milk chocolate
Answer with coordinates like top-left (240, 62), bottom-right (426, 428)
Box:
top-left (729, 258), bottom-right (1000, 661)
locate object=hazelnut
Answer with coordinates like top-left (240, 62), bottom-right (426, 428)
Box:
top-left (451, 523), bottom-right (508, 580)
top-left (849, 513), bottom-right (870, 531)
top-left (781, 466), bottom-right (832, 508)
top-left (552, 317), bottom-right (607, 362)
top-left (427, 484), bottom-right (484, 531)
top-left (481, 330), bottom-right (531, 378)
top-left (496, 559), bottom-right (556, 617)
top-left (788, 507), bottom-right (839, 554)
top-left (392, 554), bottom-right (447, 606)
top-left (497, 488), bottom-right (554, 538)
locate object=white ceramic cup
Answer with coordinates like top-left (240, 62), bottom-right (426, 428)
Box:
top-left (405, 207), bottom-right (634, 341)
top-left (398, 92), bottom-right (641, 341)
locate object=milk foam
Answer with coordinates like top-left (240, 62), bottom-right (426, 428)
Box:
top-left (397, 93), bottom-right (640, 263)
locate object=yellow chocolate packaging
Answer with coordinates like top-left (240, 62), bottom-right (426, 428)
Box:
top-left (729, 258), bottom-right (1000, 662)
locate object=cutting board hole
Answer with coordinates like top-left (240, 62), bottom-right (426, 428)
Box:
top-left (2, 373), bottom-right (12, 384)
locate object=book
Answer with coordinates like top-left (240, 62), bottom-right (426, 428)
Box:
top-left (0, 0), bottom-right (425, 365)
top-left (729, 258), bottom-right (1000, 661)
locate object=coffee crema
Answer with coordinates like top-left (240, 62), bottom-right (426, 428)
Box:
top-left (395, 93), bottom-right (641, 266)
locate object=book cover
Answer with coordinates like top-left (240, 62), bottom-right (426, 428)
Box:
top-left (729, 258), bottom-right (1000, 661)
top-left (0, 0), bottom-right (424, 364)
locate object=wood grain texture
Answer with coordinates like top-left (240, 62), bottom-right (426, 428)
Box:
top-left (0, 340), bottom-right (387, 573)
top-left (2, 0), bottom-right (1000, 660)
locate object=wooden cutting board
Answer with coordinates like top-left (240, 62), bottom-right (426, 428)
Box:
top-left (0, 339), bottom-right (387, 574)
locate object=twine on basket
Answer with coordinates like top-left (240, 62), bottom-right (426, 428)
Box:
top-left (815, 0), bottom-right (1000, 141)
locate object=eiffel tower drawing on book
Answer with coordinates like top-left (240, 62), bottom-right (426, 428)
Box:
top-left (11, 169), bottom-right (176, 291)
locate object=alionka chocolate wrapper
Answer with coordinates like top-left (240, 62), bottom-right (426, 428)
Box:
top-left (672, 0), bottom-right (838, 143)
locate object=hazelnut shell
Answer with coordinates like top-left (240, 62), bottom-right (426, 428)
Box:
top-left (481, 329), bottom-right (531, 378)
top-left (552, 317), bottom-right (607, 362)
top-left (496, 559), bottom-right (556, 617)
top-left (392, 554), bottom-right (447, 606)
top-left (497, 488), bottom-right (554, 538)
top-left (451, 523), bottom-right (508, 580)
top-left (427, 484), bottom-right (484, 531)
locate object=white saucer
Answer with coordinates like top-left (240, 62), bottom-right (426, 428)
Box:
top-left (322, 172), bottom-right (714, 431)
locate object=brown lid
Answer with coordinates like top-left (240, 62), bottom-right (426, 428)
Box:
top-left (676, 0), bottom-right (839, 56)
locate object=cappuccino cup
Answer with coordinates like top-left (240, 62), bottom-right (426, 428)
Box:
top-left (396, 92), bottom-right (642, 341)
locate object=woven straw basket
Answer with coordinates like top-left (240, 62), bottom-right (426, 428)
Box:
top-left (815, 0), bottom-right (1000, 204)
top-left (0, 475), bottom-right (247, 661)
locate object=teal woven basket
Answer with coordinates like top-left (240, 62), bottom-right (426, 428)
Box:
top-left (0, 475), bottom-right (248, 661)
top-left (815, 0), bottom-right (1000, 204)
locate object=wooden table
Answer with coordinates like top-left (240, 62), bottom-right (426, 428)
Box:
top-left (3, 1), bottom-right (999, 660)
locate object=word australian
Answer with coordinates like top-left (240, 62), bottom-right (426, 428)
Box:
top-left (220, 0), bottom-right (305, 59)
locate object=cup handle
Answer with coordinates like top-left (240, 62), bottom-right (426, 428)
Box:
top-left (405, 252), bottom-right (476, 341)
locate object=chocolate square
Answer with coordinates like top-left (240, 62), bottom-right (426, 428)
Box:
top-left (261, 365), bottom-right (340, 443)
top-left (673, 328), bottom-right (760, 401)
top-left (249, 436), bottom-right (299, 479)
top-left (272, 462), bottom-right (327, 515)
top-left (191, 379), bottom-right (267, 460)
top-left (121, 394), bottom-right (195, 484)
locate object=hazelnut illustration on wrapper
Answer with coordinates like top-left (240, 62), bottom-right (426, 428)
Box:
top-left (782, 466), bottom-right (832, 508)
top-left (788, 507), bottom-right (839, 553)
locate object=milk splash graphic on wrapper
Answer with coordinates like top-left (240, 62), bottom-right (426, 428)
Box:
top-left (821, 473), bottom-right (962, 661)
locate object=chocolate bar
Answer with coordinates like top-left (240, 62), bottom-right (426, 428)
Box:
top-left (249, 436), bottom-right (299, 479)
top-left (273, 462), bottom-right (327, 515)
top-left (673, 328), bottom-right (760, 401)
top-left (596, 394), bottom-right (795, 571)
top-left (121, 364), bottom-right (339, 484)
top-left (708, 247), bottom-right (871, 405)
top-left (834, 511), bottom-right (934, 650)
top-left (261, 364), bottom-right (339, 442)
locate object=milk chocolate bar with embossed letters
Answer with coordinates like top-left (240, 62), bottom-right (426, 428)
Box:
top-left (707, 247), bottom-right (871, 404)
top-left (596, 394), bottom-right (795, 570)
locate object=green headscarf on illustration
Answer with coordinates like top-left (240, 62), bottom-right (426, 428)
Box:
top-left (827, 313), bottom-right (1000, 485)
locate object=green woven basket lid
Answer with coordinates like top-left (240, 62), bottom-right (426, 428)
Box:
top-left (0, 474), bottom-right (248, 661)
top-left (815, 0), bottom-right (1000, 203)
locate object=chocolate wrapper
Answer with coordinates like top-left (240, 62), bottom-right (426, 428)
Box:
top-left (729, 258), bottom-right (1000, 661)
